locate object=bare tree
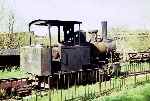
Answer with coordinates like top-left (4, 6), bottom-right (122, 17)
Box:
top-left (0, 0), bottom-right (16, 33)
top-left (8, 11), bottom-right (15, 33)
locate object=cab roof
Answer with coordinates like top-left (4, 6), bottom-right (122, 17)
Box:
top-left (29, 19), bottom-right (82, 27)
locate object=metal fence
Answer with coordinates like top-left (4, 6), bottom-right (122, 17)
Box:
top-left (20, 61), bottom-right (150, 101)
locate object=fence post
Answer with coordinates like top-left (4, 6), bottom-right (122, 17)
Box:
top-left (127, 63), bottom-right (129, 73)
top-left (149, 60), bottom-right (150, 70)
top-left (68, 73), bottom-right (70, 99)
top-left (146, 69), bottom-right (148, 81)
top-left (149, 60), bottom-right (150, 80)
top-left (60, 73), bottom-right (63, 101)
top-left (34, 76), bottom-right (38, 101)
top-left (98, 69), bottom-right (102, 95)
top-left (119, 77), bottom-right (122, 90)
top-left (74, 72), bottom-right (77, 98)
top-left (112, 78), bottom-right (115, 89)
top-left (121, 77), bottom-right (124, 89)
top-left (56, 73), bottom-right (59, 101)
top-left (134, 65), bottom-right (136, 87)
top-left (48, 75), bottom-right (51, 101)
top-left (135, 63), bottom-right (138, 72)
top-left (109, 77), bottom-right (111, 90)
top-left (77, 71), bottom-right (80, 97)
top-left (104, 74), bottom-right (107, 91)
top-left (63, 73), bottom-right (67, 100)
top-left (87, 70), bottom-right (90, 97)
top-left (84, 82), bottom-right (87, 98)
top-left (131, 63), bottom-right (133, 73)
top-left (141, 62), bottom-right (142, 72)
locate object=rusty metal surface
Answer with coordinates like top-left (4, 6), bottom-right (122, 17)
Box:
top-left (0, 78), bottom-right (27, 89)
top-left (0, 49), bottom-right (19, 55)
top-left (20, 46), bottom-right (51, 76)
top-left (128, 52), bottom-right (150, 61)
top-left (60, 45), bottom-right (90, 71)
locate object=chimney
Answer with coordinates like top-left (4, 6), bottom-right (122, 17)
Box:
top-left (101, 21), bottom-right (107, 40)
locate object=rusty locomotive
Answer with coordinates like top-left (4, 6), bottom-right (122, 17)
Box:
top-left (0, 20), bottom-right (121, 97)
top-left (20, 20), bottom-right (120, 78)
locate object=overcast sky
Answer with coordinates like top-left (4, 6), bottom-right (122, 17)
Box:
top-left (1, 0), bottom-right (150, 32)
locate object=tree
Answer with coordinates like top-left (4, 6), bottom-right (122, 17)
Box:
top-left (8, 11), bottom-right (15, 33)
top-left (0, 0), bottom-right (16, 33)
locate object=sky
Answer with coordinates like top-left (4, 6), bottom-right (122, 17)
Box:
top-left (1, 0), bottom-right (150, 33)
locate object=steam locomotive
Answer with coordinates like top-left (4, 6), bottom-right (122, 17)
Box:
top-left (0, 20), bottom-right (121, 96)
top-left (20, 20), bottom-right (120, 78)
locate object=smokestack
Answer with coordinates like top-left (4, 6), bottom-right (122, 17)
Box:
top-left (101, 21), bottom-right (107, 40)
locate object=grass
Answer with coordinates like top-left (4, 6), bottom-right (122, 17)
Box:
top-left (96, 81), bottom-right (150, 101)
top-left (0, 62), bottom-right (149, 79)
top-left (0, 67), bottom-right (30, 79)
top-left (22, 69), bottom-right (150, 101)
top-left (1, 62), bottom-right (150, 101)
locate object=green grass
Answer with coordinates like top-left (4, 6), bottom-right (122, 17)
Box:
top-left (1, 62), bottom-right (149, 79)
top-left (0, 68), bottom-right (30, 79)
top-left (22, 70), bottom-right (150, 101)
top-left (96, 81), bottom-right (150, 101)
top-left (1, 62), bottom-right (150, 101)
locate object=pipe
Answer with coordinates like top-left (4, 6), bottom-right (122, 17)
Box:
top-left (48, 24), bottom-right (52, 74)
top-left (79, 24), bottom-right (81, 45)
top-left (101, 21), bottom-right (107, 40)
top-left (58, 26), bottom-right (61, 43)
